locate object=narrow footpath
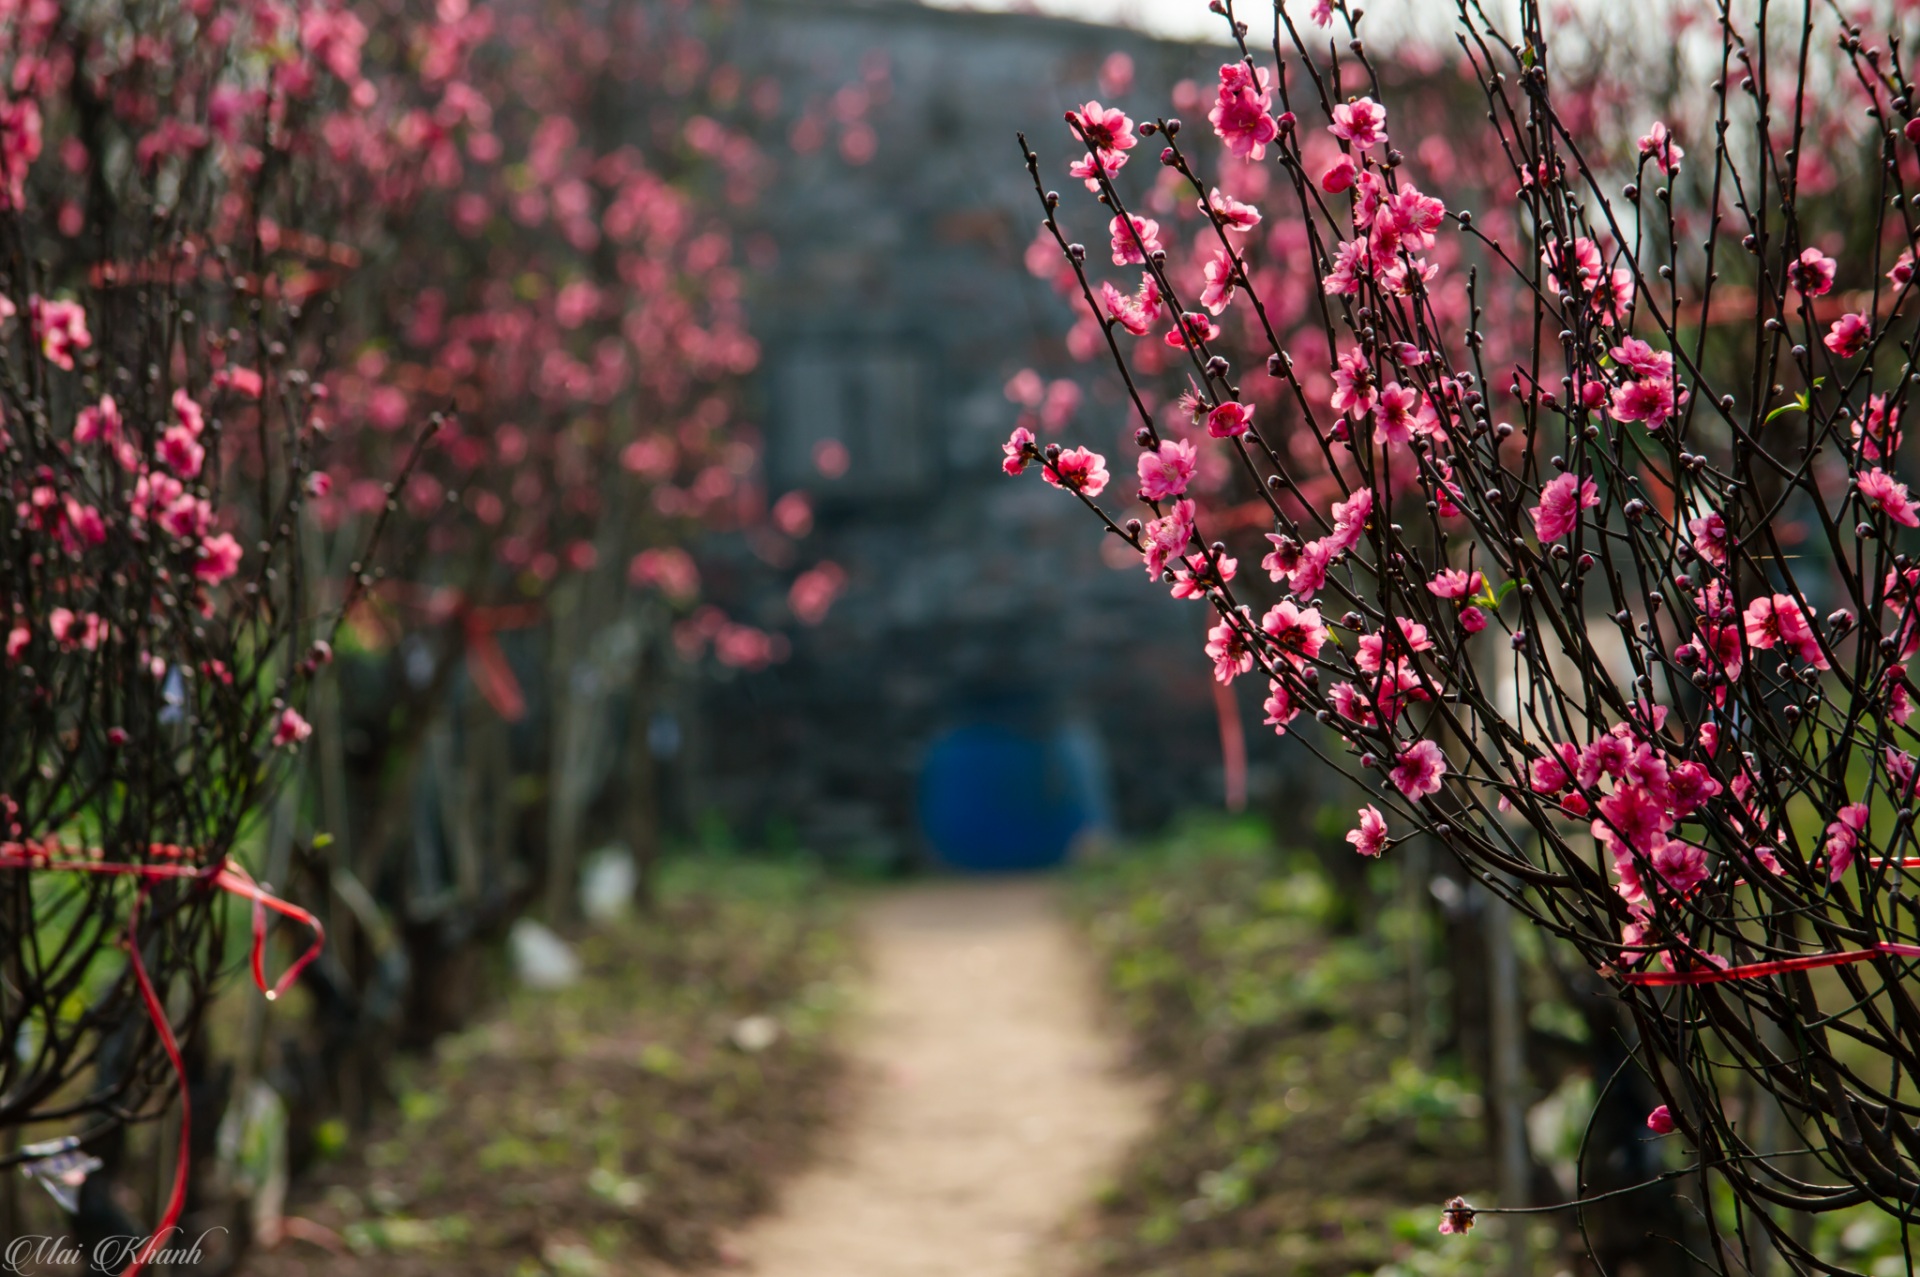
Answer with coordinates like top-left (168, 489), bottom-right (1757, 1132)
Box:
top-left (733, 878), bottom-right (1153, 1277)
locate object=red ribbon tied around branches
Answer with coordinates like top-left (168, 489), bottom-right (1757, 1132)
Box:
top-left (1605, 858), bottom-right (1920, 988)
top-left (0, 840), bottom-right (324, 1276)
top-left (375, 584), bottom-right (543, 722)
top-left (1610, 941), bottom-right (1920, 988)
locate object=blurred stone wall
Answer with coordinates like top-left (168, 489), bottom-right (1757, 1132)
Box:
top-left (695, 0), bottom-right (1256, 865)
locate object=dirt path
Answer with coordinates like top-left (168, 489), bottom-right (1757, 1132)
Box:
top-left (733, 878), bottom-right (1153, 1277)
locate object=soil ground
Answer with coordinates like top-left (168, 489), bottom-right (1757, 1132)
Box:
top-left (237, 872), bottom-right (1151, 1277)
top-left (241, 862), bottom-right (852, 1276)
top-left (1065, 826), bottom-right (1505, 1277)
top-left (732, 878), bottom-right (1155, 1277)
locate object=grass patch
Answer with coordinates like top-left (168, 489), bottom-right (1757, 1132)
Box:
top-left (1068, 817), bottom-right (1509, 1277)
top-left (248, 853), bottom-right (853, 1276)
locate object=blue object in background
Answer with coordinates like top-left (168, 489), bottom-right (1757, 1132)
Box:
top-left (917, 722), bottom-right (1110, 871)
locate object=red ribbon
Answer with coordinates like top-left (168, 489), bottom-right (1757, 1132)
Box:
top-left (1212, 678), bottom-right (1247, 813)
top-left (1610, 942), bottom-right (1920, 987)
top-left (1, 843), bottom-right (324, 1274)
top-left (1606, 857), bottom-right (1920, 987)
top-left (458, 602), bottom-right (542, 723)
top-left (123, 887), bottom-right (189, 1277)
top-left (372, 585), bottom-right (543, 722)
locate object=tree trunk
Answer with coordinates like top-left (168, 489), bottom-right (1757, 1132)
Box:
top-left (1484, 883), bottom-right (1532, 1277)
top-left (626, 626), bottom-right (662, 913)
top-left (544, 583), bottom-right (583, 923)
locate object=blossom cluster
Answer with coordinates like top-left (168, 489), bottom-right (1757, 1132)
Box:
top-left (0, 0), bottom-right (386, 1182)
top-left (1010, 0), bottom-right (1920, 1252)
top-left (308, 0), bottom-right (833, 686)
top-left (1022, 16), bottom-right (1920, 980)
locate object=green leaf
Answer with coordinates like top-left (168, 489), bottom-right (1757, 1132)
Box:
top-left (1467, 578), bottom-right (1513, 610)
top-left (1764, 377), bottom-right (1825, 425)
top-left (1765, 393), bottom-right (1808, 425)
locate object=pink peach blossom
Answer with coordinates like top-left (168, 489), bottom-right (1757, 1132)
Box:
top-left (1002, 426), bottom-right (1038, 476)
top-left (1044, 446), bottom-right (1108, 496)
top-left (1825, 803), bottom-right (1869, 881)
top-left (1330, 346), bottom-right (1376, 416)
top-left (1856, 394), bottom-right (1902, 459)
top-left (1201, 248), bottom-right (1239, 315)
top-left (1329, 97), bottom-right (1388, 149)
top-left (1262, 681), bottom-right (1299, 735)
top-left (1137, 438), bottom-right (1197, 501)
top-left (1066, 101), bottom-right (1136, 156)
top-left (1207, 400), bottom-right (1253, 439)
top-left (1165, 312), bottom-right (1220, 349)
top-left (75, 395), bottom-right (121, 445)
top-left (29, 296), bottom-right (90, 370)
top-left (1610, 338), bottom-right (1673, 380)
top-left (1688, 511), bottom-right (1729, 566)
top-left (1100, 273), bottom-right (1163, 336)
top-left (1346, 805), bottom-right (1388, 857)
top-left (1260, 599), bottom-right (1325, 668)
top-left (1859, 467), bottom-right (1920, 528)
top-left (272, 707), bottom-right (314, 749)
top-left (1142, 499), bottom-right (1195, 578)
top-left (1438, 1197), bottom-right (1475, 1236)
top-left (1205, 618), bottom-right (1253, 684)
top-left (1531, 472), bottom-right (1600, 542)
top-left (1743, 593), bottom-right (1828, 668)
top-left (1108, 214), bottom-right (1162, 266)
top-left (1328, 487), bottom-right (1374, 553)
top-left (1610, 378), bottom-right (1676, 427)
top-left (173, 389), bottom-right (206, 436)
top-left (1206, 189), bottom-right (1261, 233)
top-left (1825, 312), bottom-right (1872, 358)
top-left (1390, 739), bottom-right (1447, 799)
top-left (1637, 121), bottom-right (1683, 174)
top-left (194, 532), bottom-right (243, 584)
top-left (1651, 839), bottom-right (1709, 895)
top-left (1374, 382), bottom-right (1421, 444)
top-left (1427, 568), bottom-right (1485, 601)
top-left (1208, 63), bottom-right (1280, 161)
top-left (1786, 247), bottom-right (1836, 296)
top-left (159, 426), bottom-right (206, 478)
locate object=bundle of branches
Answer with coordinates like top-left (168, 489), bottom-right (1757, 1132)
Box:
top-left (1011, 0), bottom-right (1920, 1270)
top-left (236, 0), bottom-right (841, 1156)
top-left (301, 0), bottom-right (810, 925)
top-left (0, 0), bottom-right (402, 1261)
